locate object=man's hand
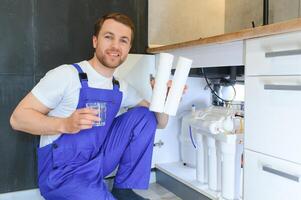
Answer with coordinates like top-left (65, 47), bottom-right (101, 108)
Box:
top-left (10, 92), bottom-right (102, 135)
top-left (61, 108), bottom-right (100, 134)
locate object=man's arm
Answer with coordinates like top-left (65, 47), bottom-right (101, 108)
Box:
top-left (10, 92), bottom-right (99, 135)
top-left (137, 100), bottom-right (169, 129)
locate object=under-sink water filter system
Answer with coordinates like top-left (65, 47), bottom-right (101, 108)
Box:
top-left (149, 53), bottom-right (192, 116)
top-left (181, 106), bottom-right (244, 200)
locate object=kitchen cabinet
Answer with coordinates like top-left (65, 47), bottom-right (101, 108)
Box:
top-left (244, 150), bottom-right (301, 200)
top-left (245, 75), bottom-right (301, 164)
top-left (147, 18), bottom-right (301, 200)
top-left (244, 31), bottom-right (301, 200)
top-left (245, 31), bottom-right (301, 76)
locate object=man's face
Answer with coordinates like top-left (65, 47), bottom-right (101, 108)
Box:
top-left (93, 19), bottom-right (132, 69)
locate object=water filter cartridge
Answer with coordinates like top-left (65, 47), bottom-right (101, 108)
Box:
top-left (164, 56), bottom-right (192, 116)
top-left (149, 53), bottom-right (174, 112)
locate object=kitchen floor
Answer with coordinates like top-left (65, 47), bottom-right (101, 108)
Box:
top-left (134, 183), bottom-right (182, 200)
top-left (0, 182), bottom-right (182, 200)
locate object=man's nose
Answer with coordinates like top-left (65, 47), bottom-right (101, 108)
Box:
top-left (111, 39), bottom-right (120, 49)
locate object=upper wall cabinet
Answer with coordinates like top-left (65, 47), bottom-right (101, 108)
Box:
top-left (149, 0), bottom-right (301, 46)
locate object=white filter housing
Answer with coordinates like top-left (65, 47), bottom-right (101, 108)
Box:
top-left (207, 136), bottom-right (221, 192)
top-left (195, 133), bottom-right (208, 184)
top-left (190, 106), bottom-right (244, 200)
top-left (220, 140), bottom-right (243, 199)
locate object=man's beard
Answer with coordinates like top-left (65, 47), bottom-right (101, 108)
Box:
top-left (96, 51), bottom-right (126, 69)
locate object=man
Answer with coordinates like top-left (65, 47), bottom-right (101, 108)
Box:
top-left (10, 13), bottom-right (169, 200)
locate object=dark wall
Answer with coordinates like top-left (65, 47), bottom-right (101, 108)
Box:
top-left (0, 0), bottom-right (148, 193)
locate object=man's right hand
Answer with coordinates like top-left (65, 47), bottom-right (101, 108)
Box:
top-left (10, 92), bottom-right (101, 135)
top-left (61, 108), bottom-right (100, 134)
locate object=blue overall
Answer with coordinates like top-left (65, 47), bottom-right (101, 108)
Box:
top-left (37, 64), bottom-right (157, 200)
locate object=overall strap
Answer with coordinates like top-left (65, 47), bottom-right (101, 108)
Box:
top-left (112, 77), bottom-right (120, 90)
top-left (72, 63), bottom-right (88, 88)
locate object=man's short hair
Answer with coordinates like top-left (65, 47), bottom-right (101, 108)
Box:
top-left (94, 12), bottom-right (135, 44)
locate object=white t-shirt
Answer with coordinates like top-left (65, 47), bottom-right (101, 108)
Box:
top-left (32, 60), bottom-right (143, 147)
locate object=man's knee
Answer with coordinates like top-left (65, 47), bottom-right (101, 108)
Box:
top-left (127, 106), bottom-right (157, 126)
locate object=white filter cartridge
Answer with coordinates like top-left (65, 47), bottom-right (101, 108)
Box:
top-left (221, 142), bottom-right (243, 200)
top-left (149, 53), bottom-right (174, 112)
top-left (164, 56), bottom-right (192, 116)
top-left (195, 133), bottom-right (208, 184)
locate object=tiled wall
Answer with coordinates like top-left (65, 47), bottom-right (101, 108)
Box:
top-left (0, 0), bottom-right (38, 193)
top-left (0, 0), bottom-right (148, 193)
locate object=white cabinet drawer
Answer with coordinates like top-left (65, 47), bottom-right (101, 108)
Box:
top-left (245, 75), bottom-right (301, 164)
top-left (244, 150), bottom-right (301, 200)
top-left (246, 31), bottom-right (301, 76)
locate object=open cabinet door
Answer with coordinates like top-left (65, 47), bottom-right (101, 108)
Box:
top-left (114, 54), bottom-right (155, 102)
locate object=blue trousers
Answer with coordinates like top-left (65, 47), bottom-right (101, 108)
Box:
top-left (38, 107), bottom-right (157, 200)
top-left (103, 107), bottom-right (157, 189)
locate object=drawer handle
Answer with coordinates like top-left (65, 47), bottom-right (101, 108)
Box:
top-left (265, 49), bottom-right (301, 58)
top-left (264, 84), bottom-right (301, 91)
top-left (262, 165), bottom-right (300, 182)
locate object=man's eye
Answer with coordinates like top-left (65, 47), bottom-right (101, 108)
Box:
top-left (121, 39), bottom-right (129, 44)
top-left (105, 35), bottom-right (113, 39)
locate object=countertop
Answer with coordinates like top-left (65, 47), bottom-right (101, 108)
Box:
top-left (147, 18), bottom-right (301, 54)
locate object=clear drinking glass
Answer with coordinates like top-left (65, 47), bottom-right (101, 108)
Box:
top-left (86, 102), bottom-right (106, 126)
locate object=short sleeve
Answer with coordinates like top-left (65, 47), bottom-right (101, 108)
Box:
top-left (31, 65), bottom-right (74, 109)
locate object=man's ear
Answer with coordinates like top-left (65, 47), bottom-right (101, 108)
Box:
top-left (92, 35), bottom-right (97, 48)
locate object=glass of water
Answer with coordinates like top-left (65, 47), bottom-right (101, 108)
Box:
top-left (86, 102), bottom-right (106, 126)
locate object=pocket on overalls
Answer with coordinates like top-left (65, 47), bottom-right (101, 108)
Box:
top-left (52, 147), bottom-right (94, 168)
top-left (48, 147), bottom-right (95, 189)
